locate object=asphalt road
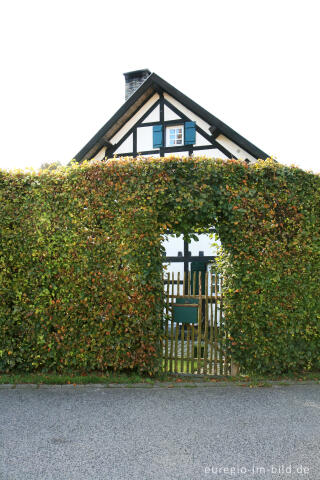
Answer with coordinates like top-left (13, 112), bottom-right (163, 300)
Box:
top-left (1, 383), bottom-right (320, 480)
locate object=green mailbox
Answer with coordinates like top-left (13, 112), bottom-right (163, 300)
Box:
top-left (172, 297), bottom-right (199, 324)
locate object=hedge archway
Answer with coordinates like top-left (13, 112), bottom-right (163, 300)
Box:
top-left (1, 157), bottom-right (319, 374)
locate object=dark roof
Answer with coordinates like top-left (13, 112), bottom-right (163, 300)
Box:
top-left (123, 68), bottom-right (151, 81)
top-left (74, 72), bottom-right (269, 162)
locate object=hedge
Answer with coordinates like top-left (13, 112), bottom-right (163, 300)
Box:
top-left (0, 157), bottom-right (319, 374)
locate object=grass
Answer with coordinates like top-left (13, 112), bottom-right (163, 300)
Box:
top-left (163, 358), bottom-right (204, 373)
top-left (0, 370), bottom-right (320, 386)
top-left (0, 371), bottom-right (161, 386)
top-left (232, 371), bottom-right (320, 383)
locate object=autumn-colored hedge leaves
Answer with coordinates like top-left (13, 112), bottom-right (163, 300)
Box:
top-left (0, 157), bottom-right (319, 374)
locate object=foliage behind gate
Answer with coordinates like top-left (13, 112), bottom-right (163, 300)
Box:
top-left (0, 157), bottom-right (319, 374)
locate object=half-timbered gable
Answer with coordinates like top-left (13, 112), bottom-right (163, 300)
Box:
top-left (74, 69), bottom-right (269, 164)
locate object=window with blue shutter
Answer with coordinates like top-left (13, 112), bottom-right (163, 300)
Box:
top-left (153, 125), bottom-right (163, 148)
top-left (184, 121), bottom-right (196, 145)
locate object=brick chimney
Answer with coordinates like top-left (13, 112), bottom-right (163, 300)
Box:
top-left (123, 69), bottom-right (151, 101)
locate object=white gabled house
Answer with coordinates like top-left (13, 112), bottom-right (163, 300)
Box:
top-left (75, 69), bottom-right (269, 164)
top-left (74, 69), bottom-right (270, 276)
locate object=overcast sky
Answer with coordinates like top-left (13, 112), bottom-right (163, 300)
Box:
top-left (0, 0), bottom-right (319, 173)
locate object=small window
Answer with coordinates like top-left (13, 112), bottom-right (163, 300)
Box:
top-left (166, 125), bottom-right (184, 146)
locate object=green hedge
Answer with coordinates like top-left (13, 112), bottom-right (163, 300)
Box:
top-left (0, 157), bottom-right (319, 374)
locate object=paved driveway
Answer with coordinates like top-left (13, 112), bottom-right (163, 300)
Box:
top-left (1, 383), bottom-right (320, 479)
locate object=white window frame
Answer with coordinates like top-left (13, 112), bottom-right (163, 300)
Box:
top-left (166, 125), bottom-right (184, 147)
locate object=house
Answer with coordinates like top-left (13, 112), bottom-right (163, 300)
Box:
top-left (74, 69), bottom-right (270, 275)
top-left (75, 69), bottom-right (269, 164)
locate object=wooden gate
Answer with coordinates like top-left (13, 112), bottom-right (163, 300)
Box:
top-left (163, 271), bottom-right (231, 375)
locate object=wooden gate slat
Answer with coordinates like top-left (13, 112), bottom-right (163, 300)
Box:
top-left (174, 274), bottom-right (179, 373)
top-left (214, 273), bottom-right (218, 375)
top-left (191, 271), bottom-right (196, 373)
top-left (197, 271), bottom-right (202, 375)
top-left (186, 324), bottom-right (190, 373)
top-left (209, 271), bottom-right (214, 374)
top-left (219, 276), bottom-right (224, 375)
top-left (164, 272), bottom-right (170, 371)
top-left (169, 272), bottom-right (174, 373)
top-left (181, 322), bottom-right (184, 373)
top-left (203, 271), bottom-right (209, 375)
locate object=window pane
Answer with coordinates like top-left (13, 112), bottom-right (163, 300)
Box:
top-left (166, 125), bottom-right (184, 147)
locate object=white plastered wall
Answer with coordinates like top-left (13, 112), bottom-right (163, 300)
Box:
top-left (163, 93), bottom-right (212, 136)
top-left (215, 134), bottom-right (256, 163)
top-left (137, 126), bottom-right (157, 152)
top-left (193, 149), bottom-right (228, 160)
top-left (110, 93), bottom-right (160, 145)
top-left (114, 134), bottom-right (133, 154)
top-left (164, 104), bottom-right (181, 121)
top-left (142, 105), bottom-right (160, 123)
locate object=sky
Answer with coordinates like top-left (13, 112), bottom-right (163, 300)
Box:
top-left (0, 0), bottom-right (319, 173)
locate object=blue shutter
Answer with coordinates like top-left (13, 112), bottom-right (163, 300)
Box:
top-left (184, 121), bottom-right (196, 145)
top-left (153, 125), bottom-right (163, 148)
